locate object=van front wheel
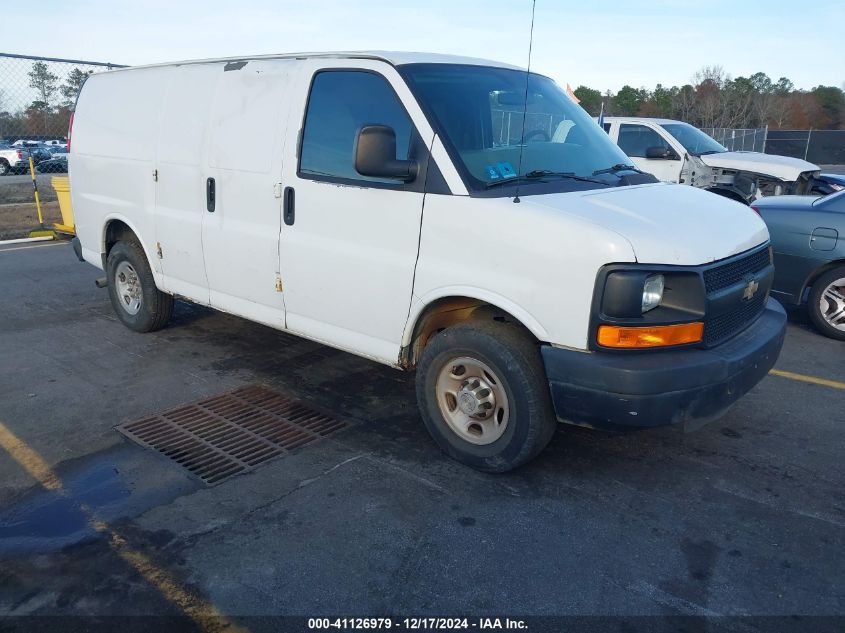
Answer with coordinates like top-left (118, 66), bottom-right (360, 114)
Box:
top-left (415, 322), bottom-right (556, 472)
top-left (106, 240), bottom-right (173, 332)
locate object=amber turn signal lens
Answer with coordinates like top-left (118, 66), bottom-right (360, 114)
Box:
top-left (597, 322), bottom-right (704, 348)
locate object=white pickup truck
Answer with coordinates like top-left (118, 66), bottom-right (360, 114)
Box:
top-left (0, 146), bottom-right (31, 175)
top-left (602, 117), bottom-right (819, 204)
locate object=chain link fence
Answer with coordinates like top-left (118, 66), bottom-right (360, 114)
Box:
top-left (0, 53), bottom-right (126, 237)
top-left (699, 126), bottom-right (845, 166)
top-left (700, 127), bottom-right (767, 153)
top-left (764, 129), bottom-right (845, 166)
top-left (0, 53), bottom-right (125, 145)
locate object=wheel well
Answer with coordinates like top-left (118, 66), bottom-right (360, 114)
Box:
top-left (104, 220), bottom-right (137, 254)
top-left (803, 259), bottom-right (845, 301)
top-left (706, 187), bottom-right (750, 205)
top-left (400, 296), bottom-right (537, 368)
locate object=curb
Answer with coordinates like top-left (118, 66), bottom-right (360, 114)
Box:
top-left (0, 236), bottom-right (55, 246)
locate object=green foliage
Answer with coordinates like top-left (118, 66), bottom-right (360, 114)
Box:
top-left (612, 85), bottom-right (647, 116)
top-left (61, 68), bottom-right (91, 107)
top-left (28, 61), bottom-right (59, 110)
top-left (573, 86), bottom-right (602, 116)
top-left (650, 84), bottom-right (674, 118)
top-left (811, 86), bottom-right (845, 128)
top-left (582, 66), bottom-right (844, 129)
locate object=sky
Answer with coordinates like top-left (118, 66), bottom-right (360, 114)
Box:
top-left (3, 0), bottom-right (843, 93)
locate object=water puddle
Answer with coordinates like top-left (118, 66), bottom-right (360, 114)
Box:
top-left (0, 443), bottom-right (196, 555)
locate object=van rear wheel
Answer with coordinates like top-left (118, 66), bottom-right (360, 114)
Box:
top-left (415, 321), bottom-right (556, 472)
top-left (106, 240), bottom-right (173, 332)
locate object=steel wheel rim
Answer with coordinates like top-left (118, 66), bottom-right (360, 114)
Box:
top-left (435, 356), bottom-right (510, 446)
top-left (115, 261), bottom-right (142, 316)
top-left (820, 277), bottom-right (845, 331)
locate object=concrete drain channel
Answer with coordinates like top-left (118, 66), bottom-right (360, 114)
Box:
top-left (116, 385), bottom-right (346, 485)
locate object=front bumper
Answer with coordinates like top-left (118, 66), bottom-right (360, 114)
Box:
top-left (542, 298), bottom-right (786, 431)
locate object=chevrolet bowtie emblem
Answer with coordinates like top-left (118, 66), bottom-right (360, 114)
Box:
top-left (742, 278), bottom-right (759, 301)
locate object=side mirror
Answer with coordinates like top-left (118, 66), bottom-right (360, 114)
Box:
top-left (645, 146), bottom-right (677, 160)
top-left (354, 125), bottom-right (417, 182)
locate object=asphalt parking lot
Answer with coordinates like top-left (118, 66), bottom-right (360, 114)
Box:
top-left (0, 241), bottom-right (843, 630)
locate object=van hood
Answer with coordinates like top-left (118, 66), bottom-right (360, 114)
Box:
top-left (698, 151), bottom-right (818, 181)
top-left (526, 183), bottom-right (770, 265)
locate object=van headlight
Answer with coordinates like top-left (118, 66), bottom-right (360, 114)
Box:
top-left (594, 267), bottom-right (705, 350)
top-left (642, 274), bottom-right (664, 313)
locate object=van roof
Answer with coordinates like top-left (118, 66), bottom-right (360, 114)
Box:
top-left (100, 51), bottom-right (523, 74)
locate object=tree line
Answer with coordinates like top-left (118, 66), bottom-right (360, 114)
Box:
top-left (0, 61), bottom-right (91, 139)
top-left (573, 66), bottom-right (845, 130)
top-left (3, 61), bottom-right (844, 139)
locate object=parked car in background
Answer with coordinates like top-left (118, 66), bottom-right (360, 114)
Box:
top-left (811, 173), bottom-right (845, 196)
top-left (11, 137), bottom-right (67, 148)
top-left (1, 146), bottom-right (37, 175)
top-left (0, 144), bottom-right (53, 175)
top-left (753, 191), bottom-right (845, 340)
top-left (0, 147), bottom-right (23, 175)
top-left (36, 153), bottom-right (69, 173)
top-left (602, 117), bottom-right (820, 204)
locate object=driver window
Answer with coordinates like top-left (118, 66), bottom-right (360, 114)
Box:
top-left (299, 70), bottom-right (413, 185)
top-left (618, 124), bottom-right (671, 158)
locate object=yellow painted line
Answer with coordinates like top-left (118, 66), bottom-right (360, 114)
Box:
top-left (107, 531), bottom-right (246, 633)
top-left (0, 420), bottom-right (62, 490)
top-left (770, 369), bottom-right (845, 390)
top-left (0, 418), bottom-right (246, 633)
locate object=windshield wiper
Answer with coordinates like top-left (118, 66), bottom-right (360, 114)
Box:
top-left (484, 170), bottom-right (609, 189)
top-left (591, 163), bottom-right (645, 176)
top-left (484, 176), bottom-right (521, 189)
top-left (524, 170), bottom-right (608, 185)
top-left (697, 150), bottom-right (724, 156)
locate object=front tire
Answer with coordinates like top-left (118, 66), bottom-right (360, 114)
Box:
top-left (808, 266), bottom-right (845, 341)
top-left (415, 321), bottom-right (557, 472)
top-left (106, 239), bottom-right (174, 332)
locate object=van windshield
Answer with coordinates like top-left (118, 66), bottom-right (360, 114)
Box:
top-left (662, 123), bottom-right (728, 156)
top-left (399, 63), bottom-right (632, 194)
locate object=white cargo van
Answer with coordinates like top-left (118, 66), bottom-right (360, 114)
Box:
top-left (69, 52), bottom-right (787, 471)
top-left (601, 117), bottom-right (819, 203)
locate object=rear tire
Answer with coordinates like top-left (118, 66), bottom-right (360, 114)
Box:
top-left (0, 160), bottom-right (9, 176)
top-left (807, 266), bottom-right (845, 341)
top-left (415, 321), bottom-right (557, 472)
top-left (106, 239), bottom-right (173, 332)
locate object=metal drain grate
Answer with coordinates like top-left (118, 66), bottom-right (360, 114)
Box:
top-left (117, 385), bottom-right (346, 485)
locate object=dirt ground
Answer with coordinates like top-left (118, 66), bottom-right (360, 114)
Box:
top-left (0, 202), bottom-right (64, 240)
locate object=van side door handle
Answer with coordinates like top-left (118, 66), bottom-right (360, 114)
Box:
top-left (206, 177), bottom-right (216, 212)
top-left (283, 186), bottom-right (295, 226)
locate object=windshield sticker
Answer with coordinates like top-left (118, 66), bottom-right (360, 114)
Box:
top-left (484, 165), bottom-right (501, 180)
top-left (497, 162), bottom-right (517, 179)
